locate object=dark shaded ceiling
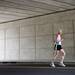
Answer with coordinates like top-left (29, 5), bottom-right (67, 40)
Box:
top-left (0, 0), bottom-right (75, 22)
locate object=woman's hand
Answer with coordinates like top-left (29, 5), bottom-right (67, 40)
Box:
top-left (61, 39), bottom-right (63, 41)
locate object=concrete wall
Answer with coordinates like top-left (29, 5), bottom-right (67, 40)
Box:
top-left (0, 10), bottom-right (75, 62)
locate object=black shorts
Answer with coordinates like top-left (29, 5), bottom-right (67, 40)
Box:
top-left (54, 44), bottom-right (62, 50)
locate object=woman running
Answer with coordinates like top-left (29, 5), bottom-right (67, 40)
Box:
top-left (50, 29), bottom-right (66, 67)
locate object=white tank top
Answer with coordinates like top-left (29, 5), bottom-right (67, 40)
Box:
top-left (56, 34), bottom-right (62, 45)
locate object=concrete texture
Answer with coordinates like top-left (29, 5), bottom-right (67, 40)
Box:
top-left (0, 10), bottom-right (75, 62)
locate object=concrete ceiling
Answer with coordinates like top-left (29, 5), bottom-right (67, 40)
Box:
top-left (0, 0), bottom-right (75, 23)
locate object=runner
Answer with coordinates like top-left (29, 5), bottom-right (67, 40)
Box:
top-left (50, 29), bottom-right (66, 68)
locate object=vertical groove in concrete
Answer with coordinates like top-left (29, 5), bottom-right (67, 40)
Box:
top-left (34, 24), bottom-right (36, 62)
top-left (19, 24), bottom-right (20, 62)
top-left (4, 26), bottom-right (6, 61)
top-left (49, 24), bottom-right (54, 61)
top-left (72, 20), bottom-right (75, 55)
top-left (52, 24), bottom-right (54, 45)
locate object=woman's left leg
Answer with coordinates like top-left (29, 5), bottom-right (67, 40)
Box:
top-left (59, 49), bottom-right (66, 67)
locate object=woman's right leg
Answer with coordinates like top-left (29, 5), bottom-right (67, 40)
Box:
top-left (51, 50), bottom-right (60, 67)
